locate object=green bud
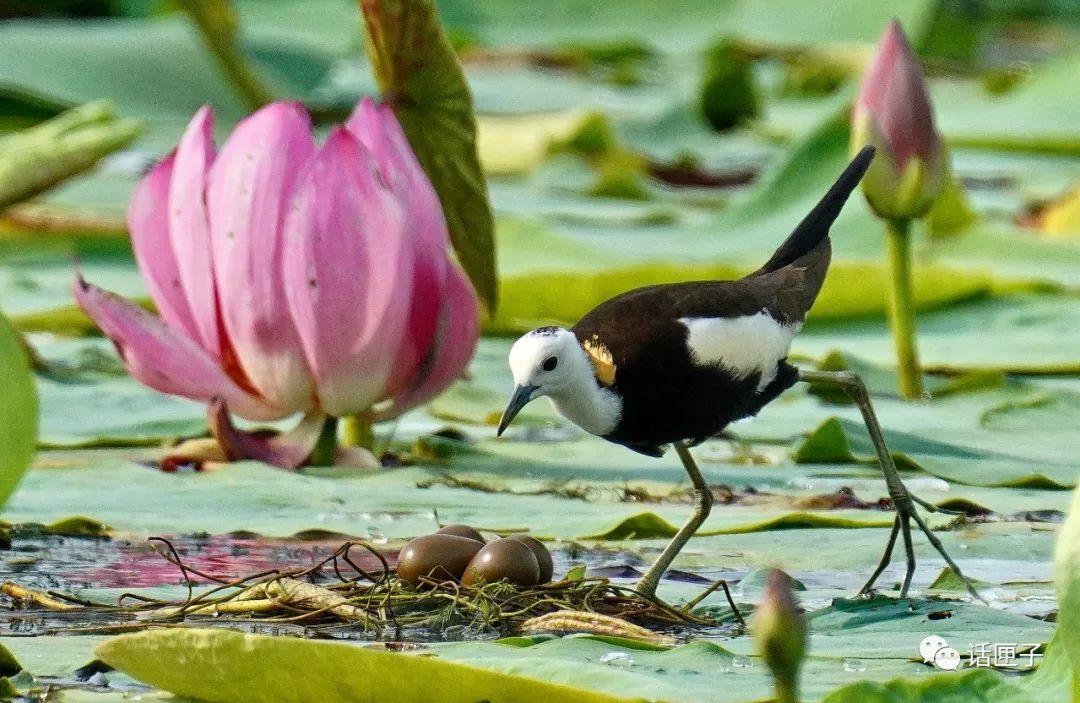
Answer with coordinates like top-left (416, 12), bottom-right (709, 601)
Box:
top-left (753, 569), bottom-right (808, 703)
top-left (851, 112), bottom-right (947, 220)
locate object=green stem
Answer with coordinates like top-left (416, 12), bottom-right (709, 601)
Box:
top-left (341, 415), bottom-right (375, 451)
top-left (308, 416), bottom-right (339, 467)
top-left (885, 218), bottom-right (924, 400)
top-left (178, 0), bottom-right (276, 111)
top-left (774, 677), bottom-right (800, 703)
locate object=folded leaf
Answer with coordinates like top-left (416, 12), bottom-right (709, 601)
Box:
top-left (97, 629), bottom-right (639, 703)
top-left (0, 313), bottom-right (36, 508)
top-left (0, 100), bottom-right (141, 210)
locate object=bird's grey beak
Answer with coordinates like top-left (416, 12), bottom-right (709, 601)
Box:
top-left (497, 384), bottom-right (539, 437)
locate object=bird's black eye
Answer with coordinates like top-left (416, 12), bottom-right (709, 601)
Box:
top-left (542, 356), bottom-right (558, 372)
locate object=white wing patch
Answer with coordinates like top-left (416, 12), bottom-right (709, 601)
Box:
top-left (679, 312), bottom-right (800, 391)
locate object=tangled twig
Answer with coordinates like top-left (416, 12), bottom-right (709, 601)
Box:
top-left (2, 538), bottom-right (732, 640)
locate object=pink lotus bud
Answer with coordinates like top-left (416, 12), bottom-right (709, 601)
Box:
top-left (852, 20), bottom-right (947, 220)
top-left (75, 100), bottom-right (479, 462)
top-left (753, 569), bottom-right (808, 703)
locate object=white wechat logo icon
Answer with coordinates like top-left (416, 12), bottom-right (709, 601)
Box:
top-left (920, 635), bottom-right (962, 671)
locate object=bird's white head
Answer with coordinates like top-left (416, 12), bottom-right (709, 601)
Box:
top-left (498, 326), bottom-right (599, 436)
top-left (508, 327), bottom-right (582, 391)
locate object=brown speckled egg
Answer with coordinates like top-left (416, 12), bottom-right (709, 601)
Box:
top-left (436, 524), bottom-right (485, 543)
top-left (461, 538), bottom-right (540, 587)
top-left (508, 534), bottom-right (553, 584)
top-left (396, 534), bottom-right (484, 587)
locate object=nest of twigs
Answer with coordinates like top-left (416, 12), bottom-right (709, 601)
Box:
top-left (2, 538), bottom-right (743, 644)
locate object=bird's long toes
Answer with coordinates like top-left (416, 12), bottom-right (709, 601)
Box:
top-left (907, 504), bottom-right (987, 604)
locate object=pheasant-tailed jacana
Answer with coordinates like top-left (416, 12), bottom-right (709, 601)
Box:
top-left (497, 146), bottom-right (979, 600)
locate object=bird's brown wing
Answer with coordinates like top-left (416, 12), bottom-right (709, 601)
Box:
top-left (666, 241), bottom-right (829, 325)
top-left (571, 238), bottom-right (829, 378)
top-left (741, 236), bottom-right (831, 324)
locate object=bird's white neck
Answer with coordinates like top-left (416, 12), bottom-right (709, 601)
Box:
top-left (546, 359), bottom-right (622, 437)
top-left (549, 387), bottom-right (621, 437)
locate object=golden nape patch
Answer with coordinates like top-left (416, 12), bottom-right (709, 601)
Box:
top-left (583, 336), bottom-right (617, 386)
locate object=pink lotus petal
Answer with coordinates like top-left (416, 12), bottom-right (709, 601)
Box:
top-left (377, 218), bottom-right (447, 400)
top-left (282, 128), bottom-right (413, 417)
top-left (346, 99), bottom-right (412, 187)
top-left (74, 275), bottom-right (282, 421)
top-left (370, 102), bottom-right (432, 189)
top-left (377, 248), bottom-right (446, 399)
top-left (208, 399), bottom-right (327, 469)
top-left (345, 98), bottom-right (394, 176)
top-left (346, 99), bottom-right (450, 396)
top-left (207, 102), bottom-right (316, 412)
top-left (168, 105), bottom-right (222, 358)
top-left (376, 261), bottom-right (479, 421)
top-left (127, 153), bottom-right (201, 343)
top-left (346, 99), bottom-right (447, 250)
top-left (855, 19), bottom-right (939, 169)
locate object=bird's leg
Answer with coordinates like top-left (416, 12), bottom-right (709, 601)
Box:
top-left (798, 370), bottom-right (983, 602)
top-left (635, 441), bottom-right (714, 599)
top-left (861, 514), bottom-right (900, 592)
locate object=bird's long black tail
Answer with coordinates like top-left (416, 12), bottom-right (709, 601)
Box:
top-left (756, 145), bottom-right (875, 274)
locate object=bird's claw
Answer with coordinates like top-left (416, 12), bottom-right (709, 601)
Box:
top-left (910, 494), bottom-right (967, 516)
top-left (860, 492), bottom-right (985, 603)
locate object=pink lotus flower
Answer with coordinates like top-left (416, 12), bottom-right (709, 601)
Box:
top-left (852, 19), bottom-right (947, 220)
top-left (76, 99), bottom-right (479, 466)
